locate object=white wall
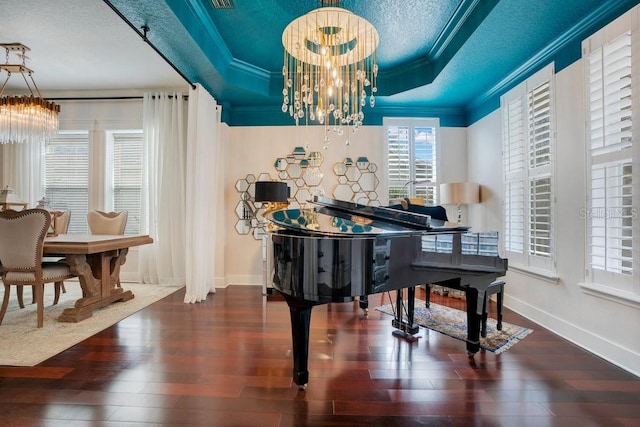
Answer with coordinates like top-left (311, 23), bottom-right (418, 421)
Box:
top-left (467, 60), bottom-right (640, 376)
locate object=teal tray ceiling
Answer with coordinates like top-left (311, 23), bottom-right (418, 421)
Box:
top-left (105, 0), bottom-right (640, 127)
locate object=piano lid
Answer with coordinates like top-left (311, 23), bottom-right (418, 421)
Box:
top-left (265, 197), bottom-right (470, 238)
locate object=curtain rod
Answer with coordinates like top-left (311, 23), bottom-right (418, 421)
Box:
top-left (101, 0), bottom-right (197, 90)
top-left (46, 95), bottom-right (189, 101)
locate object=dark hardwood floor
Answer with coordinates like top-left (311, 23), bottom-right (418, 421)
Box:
top-left (0, 285), bottom-right (639, 426)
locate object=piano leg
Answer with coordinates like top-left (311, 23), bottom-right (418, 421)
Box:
top-left (359, 295), bottom-right (369, 313)
top-left (281, 293), bottom-right (317, 389)
top-left (391, 287), bottom-right (419, 336)
top-left (464, 287), bottom-right (482, 355)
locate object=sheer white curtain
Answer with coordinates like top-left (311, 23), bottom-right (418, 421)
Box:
top-left (139, 92), bottom-right (187, 285)
top-left (184, 83), bottom-right (221, 303)
top-left (1, 140), bottom-right (43, 206)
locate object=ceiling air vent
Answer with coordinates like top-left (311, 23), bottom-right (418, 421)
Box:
top-left (211, 0), bottom-right (234, 8)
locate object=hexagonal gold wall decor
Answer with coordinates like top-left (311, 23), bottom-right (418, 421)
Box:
top-left (234, 151), bottom-right (382, 239)
top-left (331, 156), bottom-right (381, 206)
top-left (233, 147), bottom-right (327, 239)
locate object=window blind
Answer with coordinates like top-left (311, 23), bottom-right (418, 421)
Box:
top-left (112, 132), bottom-right (143, 235)
top-left (502, 97), bottom-right (525, 255)
top-left (587, 31), bottom-right (634, 277)
top-left (527, 79), bottom-right (553, 259)
top-left (44, 133), bottom-right (90, 233)
top-left (387, 125), bottom-right (411, 200)
top-left (501, 64), bottom-right (554, 271)
top-left (529, 176), bottom-right (552, 257)
top-left (582, 5), bottom-right (638, 294)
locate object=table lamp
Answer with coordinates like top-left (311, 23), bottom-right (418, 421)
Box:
top-left (439, 182), bottom-right (480, 223)
top-left (255, 181), bottom-right (290, 212)
top-left (0, 185), bottom-right (28, 211)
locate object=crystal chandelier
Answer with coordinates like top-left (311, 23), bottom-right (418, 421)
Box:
top-left (282, 1), bottom-right (378, 148)
top-left (0, 43), bottom-right (60, 144)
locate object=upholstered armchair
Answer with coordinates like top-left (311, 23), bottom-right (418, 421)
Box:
top-left (0, 209), bottom-right (76, 328)
top-left (87, 210), bottom-right (128, 235)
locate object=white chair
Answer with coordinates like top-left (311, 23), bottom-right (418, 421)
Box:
top-left (0, 209), bottom-right (76, 328)
top-left (87, 210), bottom-right (128, 235)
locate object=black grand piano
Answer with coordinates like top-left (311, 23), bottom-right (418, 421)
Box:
top-left (266, 196), bottom-right (507, 389)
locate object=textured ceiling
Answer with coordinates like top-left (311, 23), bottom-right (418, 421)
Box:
top-left (1, 0), bottom-right (638, 126)
top-left (0, 0), bottom-right (187, 95)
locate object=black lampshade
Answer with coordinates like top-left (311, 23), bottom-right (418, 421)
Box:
top-left (255, 181), bottom-right (289, 203)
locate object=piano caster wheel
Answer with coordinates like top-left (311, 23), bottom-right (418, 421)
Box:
top-left (362, 308), bottom-right (368, 315)
top-left (298, 384), bottom-right (307, 390)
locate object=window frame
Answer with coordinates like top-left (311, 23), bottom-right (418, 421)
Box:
top-left (41, 128), bottom-right (144, 235)
top-left (383, 117), bottom-right (440, 205)
top-left (501, 63), bottom-right (557, 275)
top-left (582, 6), bottom-right (639, 298)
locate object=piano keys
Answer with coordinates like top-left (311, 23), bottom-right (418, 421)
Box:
top-left (266, 196), bottom-right (507, 389)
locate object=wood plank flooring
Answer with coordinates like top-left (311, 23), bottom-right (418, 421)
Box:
top-left (0, 285), bottom-right (639, 426)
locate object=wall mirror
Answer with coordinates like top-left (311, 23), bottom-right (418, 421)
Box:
top-left (331, 157), bottom-right (381, 206)
top-left (233, 147), bottom-right (326, 239)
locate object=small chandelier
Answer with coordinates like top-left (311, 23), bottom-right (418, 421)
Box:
top-left (0, 43), bottom-right (60, 144)
top-left (282, 1), bottom-right (378, 147)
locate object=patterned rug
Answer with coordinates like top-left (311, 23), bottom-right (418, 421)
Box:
top-left (376, 299), bottom-right (533, 354)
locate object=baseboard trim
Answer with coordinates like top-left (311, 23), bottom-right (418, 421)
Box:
top-left (505, 295), bottom-right (640, 378)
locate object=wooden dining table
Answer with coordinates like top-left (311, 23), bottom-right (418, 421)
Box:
top-left (43, 234), bottom-right (153, 323)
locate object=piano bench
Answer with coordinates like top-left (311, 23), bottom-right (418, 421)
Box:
top-left (424, 280), bottom-right (505, 338)
top-left (481, 280), bottom-right (505, 337)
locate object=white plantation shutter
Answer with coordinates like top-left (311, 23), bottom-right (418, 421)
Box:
top-left (112, 132), bottom-right (143, 235)
top-left (501, 64), bottom-right (555, 272)
top-left (503, 96), bottom-right (525, 256)
top-left (44, 132), bottom-right (90, 233)
top-left (583, 8), bottom-right (638, 293)
top-left (387, 125), bottom-right (411, 200)
top-left (527, 79), bottom-right (553, 261)
top-left (385, 119), bottom-right (439, 205)
top-left (529, 176), bottom-right (552, 257)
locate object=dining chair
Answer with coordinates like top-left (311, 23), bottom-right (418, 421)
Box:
top-left (87, 210), bottom-right (128, 235)
top-left (55, 210), bottom-right (71, 235)
top-left (23, 209), bottom-right (74, 308)
top-left (0, 209), bottom-right (76, 328)
top-left (87, 210), bottom-right (128, 287)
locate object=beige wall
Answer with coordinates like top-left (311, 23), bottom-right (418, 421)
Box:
top-left (222, 124), bottom-right (469, 286)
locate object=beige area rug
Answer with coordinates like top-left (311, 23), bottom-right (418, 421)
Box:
top-left (0, 281), bottom-right (183, 366)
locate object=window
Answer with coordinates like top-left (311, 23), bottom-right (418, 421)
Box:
top-left (42, 129), bottom-right (143, 235)
top-left (384, 118), bottom-right (439, 204)
top-left (501, 64), bottom-right (555, 274)
top-left (44, 132), bottom-right (90, 233)
top-left (583, 6), bottom-right (638, 295)
top-left (110, 131), bottom-right (143, 235)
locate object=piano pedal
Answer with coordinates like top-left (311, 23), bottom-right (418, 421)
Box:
top-left (392, 329), bottom-right (421, 342)
top-left (392, 319), bottom-right (420, 336)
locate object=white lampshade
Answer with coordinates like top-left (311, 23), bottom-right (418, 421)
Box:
top-left (439, 182), bottom-right (480, 205)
